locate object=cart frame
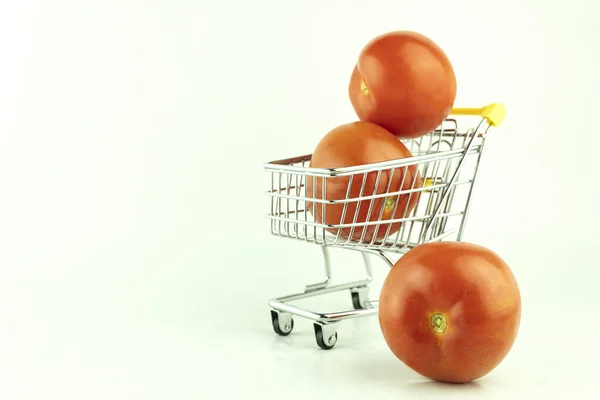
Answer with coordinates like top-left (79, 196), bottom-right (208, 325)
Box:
top-left (263, 104), bottom-right (506, 349)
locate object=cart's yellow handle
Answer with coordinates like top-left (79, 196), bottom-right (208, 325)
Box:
top-left (450, 103), bottom-right (506, 127)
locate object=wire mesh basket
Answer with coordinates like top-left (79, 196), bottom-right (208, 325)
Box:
top-left (263, 104), bottom-right (506, 349)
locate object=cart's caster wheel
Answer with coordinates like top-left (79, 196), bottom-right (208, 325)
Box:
top-left (314, 323), bottom-right (338, 350)
top-left (271, 310), bottom-right (294, 336)
top-left (351, 286), bottom-right (370, 310)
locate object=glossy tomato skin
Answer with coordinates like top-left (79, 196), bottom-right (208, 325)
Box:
top-left (378, 241), bottom-right (521, 383)
top-left (306, 121), bottom-right (421, 242)
top-left (349, 31), bottom-right (456, 139)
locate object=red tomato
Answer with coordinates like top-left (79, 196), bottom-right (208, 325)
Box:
top-left (306, 121), bottom-right (421, 242)
top-left (378, 241), bottom-right (521, 383)
top-left (348, 31), bottom-right (457, 139)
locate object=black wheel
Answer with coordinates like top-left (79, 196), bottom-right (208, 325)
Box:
top-left (314, 323), bottom-right (338, 350)
top-left (271, 310), bottom-right (294, 336)
top-left (351, 291), bottom-right (364, 309)
top-left (351, 286), bottom-right (369, 310)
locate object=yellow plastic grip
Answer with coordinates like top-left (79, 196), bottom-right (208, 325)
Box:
top-left (450, 103), bottom-right (506, 127)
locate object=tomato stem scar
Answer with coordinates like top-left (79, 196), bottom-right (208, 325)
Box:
top-left (430, 312), bottom-right (448, 334)
top-left (384, 196), bottom-right (397, 212)
top-left (360, 79), bottom-right (369, 95)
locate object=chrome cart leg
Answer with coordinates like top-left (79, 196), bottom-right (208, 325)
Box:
top-left (268, 246), bottom-right (382, 350)
top-left (349, 252), bottom-right (373, 309)
top-left (304, 245), bottom-right (333, 292)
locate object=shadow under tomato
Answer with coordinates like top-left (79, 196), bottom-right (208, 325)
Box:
top-left (345, 353), bottom-right (425, 382)
top-left (345, 352), bottom-right (490, 393)
top-left (405, 379), bottom-right (488, 394)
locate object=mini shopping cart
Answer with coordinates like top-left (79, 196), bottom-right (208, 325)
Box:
top-left (263, 104), bottom-right (506, 350)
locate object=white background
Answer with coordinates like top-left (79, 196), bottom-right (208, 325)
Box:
top-left (0, 0), bottom-right (598, 398)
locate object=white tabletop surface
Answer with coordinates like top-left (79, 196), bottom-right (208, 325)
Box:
top-left (1, 0), bottom-right (598, 398)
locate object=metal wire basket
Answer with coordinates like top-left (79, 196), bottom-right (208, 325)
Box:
top-left (263, 104), bottom-right (506, 349)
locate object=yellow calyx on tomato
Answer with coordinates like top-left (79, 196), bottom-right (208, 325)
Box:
top-left (360, 79), bottom-right (369, 95)
top-left (429, 312), bottom-right (448, 334)
top-left (384, 196), bottom-right (397, 214)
